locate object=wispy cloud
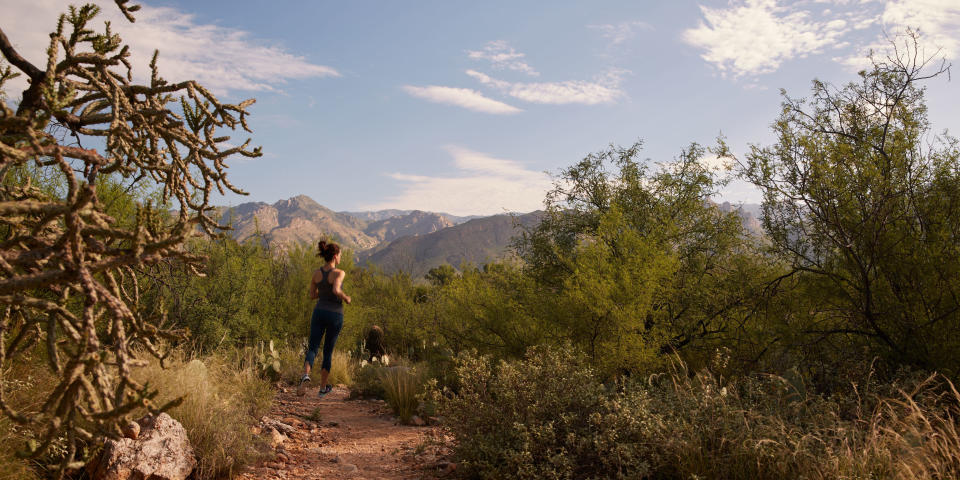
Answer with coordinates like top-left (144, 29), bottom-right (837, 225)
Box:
top-left (683, 0), bottom-right (850, 78)
top-left (467, 40), bottom-right (539, 76)
top-left (880, 0), bottom-right (959, 56)
top-left (401, 85), bottom-right (522, 114)
top-left (466, 69), bottom-right (626, 105)
top-left (2, 0), bottom-right (338, 96)
top-left (589, 21), bottom-right (653, 46)
top-left (363, 146), bottom-right (550, 216)
top-left (833, 0), bottom-right (958, 70)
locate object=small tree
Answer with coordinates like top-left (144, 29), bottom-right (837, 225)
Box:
top-left (516, 143), bottom-right (767, 374)
top-left (0, 1), bottom-right (260, 473)
top-left (741, 33), bottom-right (959, 372)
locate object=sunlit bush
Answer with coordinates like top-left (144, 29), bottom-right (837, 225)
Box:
top-left (439, 346), bottom-right (960, 480)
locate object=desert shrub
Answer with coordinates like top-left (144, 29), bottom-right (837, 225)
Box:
top-left (131, 350), bottom-right (273, 480)
top-left (380, 366), bottom-right (424, 424)
top-left (441, 345), bottom-right (960, 480)
top-left (350, 362), bottom-right (388, 399)
top-left (437, 346), bottom-right (643, 479)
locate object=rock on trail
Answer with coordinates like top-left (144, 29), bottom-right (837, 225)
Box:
top-left (238, 386), bottom-right (453, 480)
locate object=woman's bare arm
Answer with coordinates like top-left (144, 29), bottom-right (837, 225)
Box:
top-left (332, 270), bottom-right (351, 304)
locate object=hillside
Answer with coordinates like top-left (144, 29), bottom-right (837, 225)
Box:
top-left (360, 211), bottom-right (543, 278)
top-left (218, 195), bottom-right (377, 250)
top-left (218, 196), bottom-right (469, 251)
top-left (363, 210), bottom-right (453, 243)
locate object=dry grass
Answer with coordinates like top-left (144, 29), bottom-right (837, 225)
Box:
top-left (0, 416), bottom-right (39, 480)
top-left (0, 350), bottom-right (61, 479)
top-left (277, 341), bottom-right (306, 385)
top-left (278, 343), bottom-right (355, 387)
top-left (647, 366), bottom-right (960, 479)
top-left (327, 350), bottom-right (356, 386)
top-left (131, 349), bottom-right (274, 480)
top-left (380, 365), bottom-right (423, 424)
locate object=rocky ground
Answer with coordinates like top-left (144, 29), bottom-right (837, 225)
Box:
top-left (237, 385), bottom-right (455, 480)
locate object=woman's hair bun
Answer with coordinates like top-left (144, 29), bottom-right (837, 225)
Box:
top-left (317, 240), bottom-right (341, 261)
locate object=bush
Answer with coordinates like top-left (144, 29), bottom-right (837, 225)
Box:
top-left (440, 345), bottom-right (960, 480)
top-left (350, 362), bottom-right (388, 400)
top-left (437, 346), bottom-right (631, 479)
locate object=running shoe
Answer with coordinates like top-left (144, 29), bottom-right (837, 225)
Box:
top-left (317, 384), bottom-right (333, 397)
top-left (296, 374), bottom-right (311, 396)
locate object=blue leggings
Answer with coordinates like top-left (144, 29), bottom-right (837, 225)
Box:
top-left (304, 308), bottom-right (343, 372)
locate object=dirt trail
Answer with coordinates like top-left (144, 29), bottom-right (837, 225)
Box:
top-left (237, 386), bottom-right (453, 480)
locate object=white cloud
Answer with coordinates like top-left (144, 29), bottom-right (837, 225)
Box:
top-left (466, 69), bottom-right (626, 105)
top-left (467, 40), bottom-right (539, 76)
top-left (683, 0), bottom-right (851, 77)
top-left (835, 0), bottom-right (959, 71)
top-left (363, 146), bottom-right (551, 216)
top-left (881, 0), bottom-right (960, 56)
top-left (1, 0), bottom-right (338, 96)
top-left (402, 85), bottom-right (521, 114)
top-left (589, 21), bottom-right (653, 46)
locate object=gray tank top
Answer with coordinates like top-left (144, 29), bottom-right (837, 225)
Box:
top-left (314, 268), bottom-right (344, 313)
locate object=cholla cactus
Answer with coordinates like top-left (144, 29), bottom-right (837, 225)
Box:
top-left (0, 1), bottom-right (260, 475)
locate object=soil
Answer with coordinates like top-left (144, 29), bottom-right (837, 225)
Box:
top-left (236, 385), bottom-right (454, 480)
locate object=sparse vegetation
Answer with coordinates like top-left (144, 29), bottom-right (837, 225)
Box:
top-left (1, 3), bottom-right (957, 478)
top-left (438, 346), bottom-right (960, 480)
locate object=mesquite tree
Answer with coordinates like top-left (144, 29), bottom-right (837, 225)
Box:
top-left (741, 33), bottom-right (959, 372)
top-left (0, 0), bottom-right (260, 472)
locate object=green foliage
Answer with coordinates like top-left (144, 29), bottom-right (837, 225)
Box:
top-left (161, 238), bottom-right (319, 348)
top-left (350, 362), bottom-right (388, 399)
top-left (425, 263), bottom-right (458, 286)
top-left (741, 33), bottom-right (960, 374)
top-left (440, 345), bottom-right (960, 480)
top-left (436, 346), bottom-right (649, 479)
top-left (512, 142), bottom-right (769, 376)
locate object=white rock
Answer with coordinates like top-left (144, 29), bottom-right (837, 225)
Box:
top-left (89, 413), bottom-right (196, 480)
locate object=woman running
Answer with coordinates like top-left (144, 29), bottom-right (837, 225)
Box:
top-left (299, 241), bottom-right (351, 396)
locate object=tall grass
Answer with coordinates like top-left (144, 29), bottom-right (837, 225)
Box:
top-left (278, 343), bottom-right (355, 387)
top-left (327, 350), bottom-right (356, 386)
top-left (131, 349), bottom-right (274, 480)
top-left (380, 366), bottom-right (423, 424)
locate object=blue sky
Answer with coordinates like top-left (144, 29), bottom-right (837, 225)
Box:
top-left (4, 0), bottom-right (959, 215)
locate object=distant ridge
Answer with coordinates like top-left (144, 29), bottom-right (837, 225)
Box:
top-left (217, 195), bottom-right (481, 251)
top-left (359, 211), bottom-right (544, 279)
top-left (217, 195), bottom-right (377, 250)
top-left (217, 196), bottom-right (760, 279)
top-left (340, 209), bottom-right (483, 225)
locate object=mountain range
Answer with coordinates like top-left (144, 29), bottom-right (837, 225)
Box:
top-left (217, 195), bottom-right (762, 279)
